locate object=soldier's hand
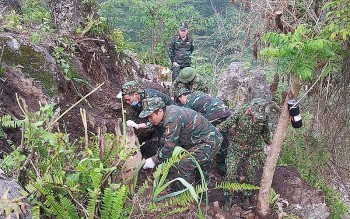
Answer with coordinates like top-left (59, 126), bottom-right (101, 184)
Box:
top-left (173, 62), bottom-right (180, 67)
top-left (126, 120), bottom-right (139, 129)
top-left (143, 158), bottom-right (155, 169)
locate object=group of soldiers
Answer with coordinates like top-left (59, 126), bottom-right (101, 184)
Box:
top-left (116, 23), bottom-right (271, 210)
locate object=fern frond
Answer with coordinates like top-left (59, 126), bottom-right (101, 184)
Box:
top-left (216, 182), bottom-right (259, 191)
top-left (31, 205), bottom-right (40, 219)
top-left (111, 185), bottom-right (128, 219)
top-left (59, 194), bottom-right (79, 219)
top-left (101, 188), bottom-right (114, 219)
top-left (161, 207), bottom-right (188, 217)
top-left (87, 188), bottom-right (99, 219)
top-left (164, 183), bottom-right (208, 208)
top-left (0, 114), bottom-right (23, 128)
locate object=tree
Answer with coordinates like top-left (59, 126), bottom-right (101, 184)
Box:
top-left (255, 0), bottom-right (349, 215)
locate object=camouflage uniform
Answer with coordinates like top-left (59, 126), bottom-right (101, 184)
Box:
top-left (178, 89), bottom-right (232, 174)
top-left (217, 98), bottom-right (271, 207)
top-left (171, 75), bottom-right (209, 98)
top-left (168, 34), bottom-right (194, 81)
top-left (139, 97), bottom-right (223, 187)
top-left (120, 81), bottom-right (175, 157)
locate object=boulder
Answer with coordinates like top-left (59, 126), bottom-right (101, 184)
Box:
top-left (0, 169), bottom-right (32, 219)
top-left (272, 166), bottom-right (331, 219)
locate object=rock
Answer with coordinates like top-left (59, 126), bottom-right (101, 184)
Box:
top-left (0, 171), bottom-right (32, 219)
top-left (272, 166), bottom-right (331, 219)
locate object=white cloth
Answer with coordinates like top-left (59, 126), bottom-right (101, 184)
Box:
top-left (126, 120), bottom-right (139, 129)
top-left (143, 158), bottom-right (155, 169)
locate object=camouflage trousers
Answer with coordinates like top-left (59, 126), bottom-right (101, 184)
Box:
top-left (226, 142), bottom-right (265, 197)
top-left (169, 135), bottom-right (222, 190)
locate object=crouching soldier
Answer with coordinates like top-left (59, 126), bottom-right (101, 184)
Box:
top-left (176, 88), bottom-right (231, 175)
top-left (117, 81), bottom-right (175, 157)
top-left (140, 97), bottom-right (223, 189)
top-left (217, 98), bottom-right (271, 210)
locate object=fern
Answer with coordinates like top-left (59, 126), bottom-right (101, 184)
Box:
top-left (59, 194), bottom-right (79, 219)
top-left (160, 207), bottom-right (188, 217)
top-left (216, 182), bottom-right (260, 191)
top-left (87, 188), bottom-right (99, 219)
top-left (31, 205), bottom-right (40, 219)
top-left (101, 185), bottom-right (128, 219)
top-left (0, 114), bottom-right (23, 128)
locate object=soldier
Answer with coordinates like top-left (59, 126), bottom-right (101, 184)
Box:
top-left (140, 97), bottom-right (223, 189)
top-left (168, 22), bottom-right (194, 81)
top-left (171, 67), bottom-right (209, 98)
top-left (117, 80), bottom-right (175, 129)
top-left (217, 98), bottom-right (271, 210)
top-left (117, 81), bottom-right (175, 158)
top-left (176, 88), bottom-right (231, 175)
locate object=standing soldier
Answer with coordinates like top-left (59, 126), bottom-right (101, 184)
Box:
top-left (140, 97), bottom-right (223, 189)
top-left (176, 88), bottom-right (231, 175)
top-left (217, 98), bottom-right (271, 210)
top-left (168, 22), bottom-right (194, 81)
top-left (171, 67), bottom-right (209, 98)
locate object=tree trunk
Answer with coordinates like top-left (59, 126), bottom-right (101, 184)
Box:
top-left (257, 74), bottom-right (301, 217)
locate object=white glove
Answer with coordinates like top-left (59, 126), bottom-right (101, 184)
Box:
top-left (126, 120), bottom-right (139, 129)
top-left (143, 158), bottom-right (155, 169)
top-left (173, 62), bottom-right (180, 67)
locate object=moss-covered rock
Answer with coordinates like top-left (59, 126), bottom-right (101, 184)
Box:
top-left (0, 33), bottom-right (58, 97)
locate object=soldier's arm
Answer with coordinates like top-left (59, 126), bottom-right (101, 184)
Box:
top-left (168, 37), bottom-right (175, 62)
top-left (158, 121), bottom-right (181, 162)
top-left (216, 112), bottom-right (238, 132)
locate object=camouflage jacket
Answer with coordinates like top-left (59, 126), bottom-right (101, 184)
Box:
top-left (168, 35), bottom-right (194, 67)
top-left (157, 105), bottom-right (222, 162)
top-left (171, 75), bottom-right (209, 97)
top-left (217, 105), bottom-right (271, 146)
top-left (183, 91), bottom-right (231, 123)
top-left (131, 89), bottom-right (175, 119)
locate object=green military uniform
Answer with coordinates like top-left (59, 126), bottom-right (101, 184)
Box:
top-left (217, 98), bottom-right (271, 209)
top-left (171, 67), bottom-right (209, 98)
top-left (119, 81), bottom-right (175, 157)
top-left (168, 26), bottom-right (194, 81)
top-left (177, 89), bottom-right (232, 175)
top-left (139, 97), bottom-right (223, 187)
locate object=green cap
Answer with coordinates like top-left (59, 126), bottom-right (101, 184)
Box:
top-left (179, 22), bottom-right (188, 30)
top-left (139, 97), bottom-right (166, 118)
top-left (175, 87), bottom-right (190, 97)
top-left (250, 98), bottom-right (268, 121)
top-left (178, 67), bottom-right (197, 83)
top-left (118, 81), bottom-right (143, 97)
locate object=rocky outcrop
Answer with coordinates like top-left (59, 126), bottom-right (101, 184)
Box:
top-left (0, 169), bottom-right (32, 219)
top-left (272, 166), bottom-right (331, 219)
top-left (217, 62), bottom-right (272, 108)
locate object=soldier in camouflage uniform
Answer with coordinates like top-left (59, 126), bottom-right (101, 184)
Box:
top-left (139, 97), bottom-right (223, 188)
top-left (168, 23), bottom-right (194, 81)
top-left (118, 81), bottom-right (175, 158)
top-left (176, 88), bottom-right (231, 175)
top-left (171, 67), bottom-right (209, 99)
top-left (117, 80), bottom-right (175, 129)
top-left (217, 98), bottom-right (271, 210)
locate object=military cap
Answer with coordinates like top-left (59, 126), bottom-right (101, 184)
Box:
top-left (139, 97), bottom-right (166, 118)
top-left (117, 81), bottom-right (143, 98)
top-left (175, 87), bottom-right (190, 97)
top-left (179, 22), bottom-right (188, 31)
top-left (178, 67), bottom-right (197, 83)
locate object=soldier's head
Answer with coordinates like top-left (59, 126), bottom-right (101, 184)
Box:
top-left (117, 81), bottom-right (143, 106)
top-left (139, 97), bottom-right (166, 125)
top-left (178, 67), bottom-right (197, 84)
top-left (178, 22), bottom-right (188, 38)
top-left (175, 87), bottom-right (191, 105)
top-left (249, 98), bottom-right (269, 122)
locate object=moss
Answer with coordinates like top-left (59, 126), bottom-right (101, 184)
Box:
top-left (1, 37), bottom-right (58, 96)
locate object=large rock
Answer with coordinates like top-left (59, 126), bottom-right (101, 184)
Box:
top-left (0, 169), bottom-right (32, 219)
top-left (272, 166), bottom-right (330, 219)
top-left (217, 62), bottom-right (272, 108)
